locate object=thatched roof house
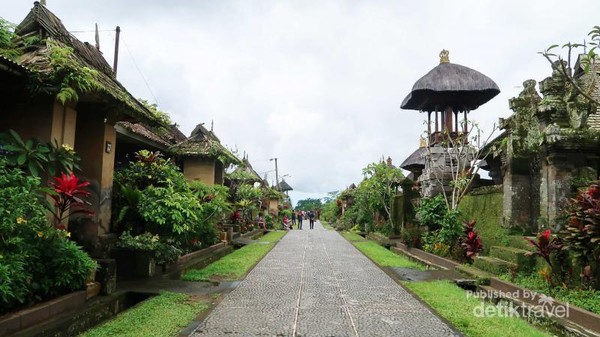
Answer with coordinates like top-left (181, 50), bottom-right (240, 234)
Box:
top-left (170, 123), bottom-right (239, 185)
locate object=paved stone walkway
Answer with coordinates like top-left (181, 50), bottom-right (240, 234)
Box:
top-left (190, 221), bottom-right (458, 337)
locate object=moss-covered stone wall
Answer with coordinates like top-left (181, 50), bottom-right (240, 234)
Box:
top-left (458, 188), bottom-right (508, 254)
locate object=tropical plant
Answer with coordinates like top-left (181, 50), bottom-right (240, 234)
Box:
top-left (49, 172), bottom-right (93, 229)
top-left (116, 232), bottom-right (182, 265)
top-left (562, 184), bottom-right (600, 288)
top-left (0, 130), bottom-right (50, 177)
top-left (0, 159), bottom-right (96, 314)
top-left (540, 26), bottom-right (600, 106)
top-left (525, 229), bottom-right (562, 268)
top-left (0, 130), bottom-right (81, 177)
top-left (461, 220), bottom-right (483, 263)
top-left (47, 39), bottom-right (101, 104)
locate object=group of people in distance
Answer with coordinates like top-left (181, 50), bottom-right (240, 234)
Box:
top-left (283, 210), bottom-right (317, 230)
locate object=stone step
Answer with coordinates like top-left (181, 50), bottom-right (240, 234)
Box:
top-left (472, 256), bottom-right (517, 275)
top-left (454, 264), bottom-right (493, 285)
top-left (489, 246), bottom-right (536, 271)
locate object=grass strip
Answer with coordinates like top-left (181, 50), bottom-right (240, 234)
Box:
top-left (404, 280), bottom-right (551, 337)
top-left (80, 292), bottom-right (208, 337)
top-left (353, 241), bottom-right (427, 270)
top-left (182, 231), bottom-right (286, 281)
top-left (341, 231), bottom-right (366, 242)
top-left (257, 230), bottom-right (287, 242)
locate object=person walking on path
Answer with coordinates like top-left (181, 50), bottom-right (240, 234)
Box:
top-left (309, 210), bottom-right (315, 229)
top-left (291, 210), bottom-right (296, 227)
top-left (297, 210), bottom-right (303, 229)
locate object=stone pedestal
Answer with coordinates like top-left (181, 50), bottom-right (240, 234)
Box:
top-left (96, 259), bottom-right (117, 295)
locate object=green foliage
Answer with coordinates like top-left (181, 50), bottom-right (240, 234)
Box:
top-left (112, 150), bottom-right (219, 260)
top-left (80, 292), bottom-right (209, 337)
top-left (562, 185), bottom-right (600, 288)
top-left (47, 40), bottom-right (101, 104)
top-left (138, 98), bottom-right (172, 126)
top-left (0, 18), bottom-right (21, 61)
top-left (0, 130), bottom-right (80, 177)
top-left (139, 186), bottom-right (201, 235)
top-left (416, 195), bottom-right (446, 230)
top-left (405, 280), bottom-right (551, 337)
top-left (501, 272), bottom-right (600, 315)
top-left (295, 198), bottom-right (323, 211)
top-left (320, 192), bottom-right (340, 224)
top-left (416, 196), bottom-right (463, 258)
top-left (189, 181), bottom-right (232, 225)
top-left (233, 183), bottom-right (263, 223)
top-left (0, 159), bottom-right (96, 314)
top-left (340, 161), bottom-right (404, 232)
top-left (116, 232), bottom-right (182, 265)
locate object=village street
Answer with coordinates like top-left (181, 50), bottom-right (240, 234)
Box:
top-left (189, 221), bottom-right (458, 337)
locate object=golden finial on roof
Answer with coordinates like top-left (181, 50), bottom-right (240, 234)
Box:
top-left (419, 136), bottom-right (427, 148)
top-left (439, 49), bottom-right (450, 64)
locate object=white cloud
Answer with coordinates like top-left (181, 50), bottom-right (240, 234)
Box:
top-left (4, 0), bottom-right (600, 206)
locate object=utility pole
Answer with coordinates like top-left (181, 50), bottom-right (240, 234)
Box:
top-left (270, 158), bottom-right (280, 191)
top-left (113, 26), bottom-right (121, 77)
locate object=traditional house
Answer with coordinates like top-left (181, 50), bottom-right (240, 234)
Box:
top-left (170, 123), bottom-right (239, 185)
top-left (114, 121), bottom-right (186, 168)
top-left (0, 3), bottom-right (161, 254)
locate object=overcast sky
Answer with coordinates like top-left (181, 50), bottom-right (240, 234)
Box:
top-left (4, 1), bottom-right (600, 205)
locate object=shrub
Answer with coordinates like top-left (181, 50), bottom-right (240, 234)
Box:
top-left (0, 129), bottom-right (80, 177)
top-left (112, 151), bottom-right (219, 254)
top-left (0, 159), bottom-right (96, 314)
top-left (562, 185), bottom-right (600, 288)
top-left (116, 232), bottom-right (182, 265)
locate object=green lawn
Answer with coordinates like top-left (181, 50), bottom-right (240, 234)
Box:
top-left (80, 292), bottom-right (208, 337)
top-left (353, 241), bottom-right (427, 270)
top-left (182, 231), bottom-right (286, 281)
top-left (404, 280), bottom-right (551, 337)
top-left (257, 230), bottom-right (287, 242)
top-left (341, 231), bottom-right (365, 242)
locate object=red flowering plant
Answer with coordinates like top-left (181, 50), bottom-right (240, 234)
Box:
top-left (49, 172), bottom-right (94, 229)
top-left (460, 220), bottom-right (483, 263)
top-left (525, 229), bottom-right (562, 268)
top-left (229, 210), bottom-right (242, 224)
top-left (562, 184), bottom-right (600, 288)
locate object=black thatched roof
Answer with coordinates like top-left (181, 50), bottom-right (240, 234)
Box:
top-left (278, 179), bottom-right (293, 192)
top-left (169, 123), bottom-right (240, 165)
top-left (15, 2), bottom-right (113, 77)
top-left (116, 121), bottom-right (187, 149)
top-left (400, 147), bottom-right (427, 171)
top-left (401, 51), bottom-right (500, 112)
top-left (13, 2), bottom-right (159, 124)
top-left (227, 156), bottom-right (263, 183)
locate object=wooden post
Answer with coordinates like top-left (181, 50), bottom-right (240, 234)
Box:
top-left (113, 26), bottom-right (121, 76)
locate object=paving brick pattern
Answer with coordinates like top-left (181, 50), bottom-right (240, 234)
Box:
top-left (190, 221), bottom-right (458, 337)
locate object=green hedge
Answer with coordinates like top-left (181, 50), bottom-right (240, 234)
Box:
top-left (458, 191), bottom-right (507, 254)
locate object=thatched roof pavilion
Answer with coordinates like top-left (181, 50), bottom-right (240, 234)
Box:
top-left (401, 50), bottom-right (500, 145)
